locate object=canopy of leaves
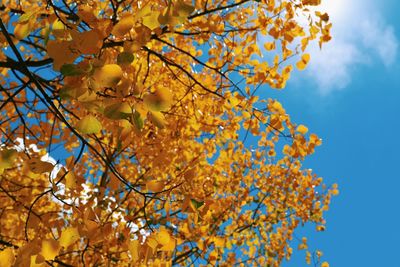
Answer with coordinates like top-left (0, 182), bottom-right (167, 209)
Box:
top-left (0, 0), bottom-right (336, 266)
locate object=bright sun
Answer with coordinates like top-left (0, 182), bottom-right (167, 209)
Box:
top-left (317, 0), bottom-right (349, 21)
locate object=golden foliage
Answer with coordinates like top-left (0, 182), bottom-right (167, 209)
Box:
top-left (0, 0), bottom-right (335, 266)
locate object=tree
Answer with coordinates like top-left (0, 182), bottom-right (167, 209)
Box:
top-left (0, 0), bottom-right (337, 266)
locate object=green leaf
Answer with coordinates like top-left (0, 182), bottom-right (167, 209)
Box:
top-left (117, 52), bottom-right (135, 65)
top-left (60, 64), bottom-right (84, 76)
top-left (0, 149), bottom-right (17, 170)
top-left (59, 86), bottom-right (87, 100)
top-left (132, 111), bottom-right (144, 131)
top-left (18, 11), bottom-right (37, 23)
top-left (175, 0), bottom-right (195, 17)
top-left (75, 115), bottom-right (102, 134)
top-left (104, 102), bottom-right (132, 120)
top-left (190, 199), bottom-right (204, 209)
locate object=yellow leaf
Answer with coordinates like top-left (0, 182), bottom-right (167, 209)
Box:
top-left (157, 229), bottom-right (170, 246)
top-left (144, 95), bottom-right (166, 112)
top-left (14, 22), bottom-right (31, 40)
top-left (310, 133), bottom-right (322, 146)
top-left (65, 171), bottom-right (77, 189)
top-left (146, 180), bottom-right (164, 192)
top-left (197, 239), bottom-right (205, 251)
top-left (296, 124), bottom-right (308, 134)
top-left (264, 42), bottom-right (275, 51)
top-left (51, 20), bottom-right (67, 38)
top-left (146, 237), bottom-right (158, 250)
top-left (148, 111), bottom-right (166, 129)
top-left (75, 115), bottom-right (102, 134)
top-left (0, 248), bottom-right (15, 267)
top-left (158, 0), bottom-right (193, 27)
top-left (213, 237), bottom-right (225, 248)
top-left (142, 11), bottom-right (161, 30)
top-left (111, 16), bottom-right (135, 37)
top-left (331, 188), bottom-right (339, 196)
top-left (301, 37), bottom-right (309, 51)
top-left (144, 87), bottom-right (173, 112)
top-left (41, 239), bottom-right (61, 261)
top-left (157, 228), bottom-right (175, 251)
top-left (92, 64), bottom-right (123, 88)
top-left (160, 238), bottom-right (176, 252)
top-left (209, 250), bottom-right (218, 264)
top-left (306, 251), bottom-right (311, 264)
top-left (228, 93), bottom-right (241, 107)
top-left (59, 227), bottom-right (80, 247)
top-left (270, 100), bottom-right (285, 115)
top-left (321, 262), bottom-right (330, 267)
top-left (128, 240), bottom-right (139, 262)
top-left (77, 91), bottom-right (98, 104)
top-left (296, 53), bottom-right (310, 71)
top-left (135, 5), bottom-right (152, 20)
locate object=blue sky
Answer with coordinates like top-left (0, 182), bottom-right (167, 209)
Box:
top-left (4, 1), bottom-right (397, 265)
top-left (268, 0), bottom-right (400, 266)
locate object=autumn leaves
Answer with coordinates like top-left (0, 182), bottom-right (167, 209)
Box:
top-left (0, 0), bottom-right (337, 266)
top-left (72, 67), bottom-right (174, 135)
top-left (45, 2), bottom-right (194, 136)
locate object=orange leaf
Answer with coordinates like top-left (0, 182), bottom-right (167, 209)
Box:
top-left (28, 158), bottom-right (54, 174)
top-left (65, 171), bottom-right (78, 189)
top-left (111, 16), bottom-right (135, 37)
top-left (146, 180), bottom-right (164, 192)
top-left (14, 22), bottom-right (31, 40)
top-left (296, 53), bottom-right (311, 71)
top-left (47, 40), bottom-right (79, 70)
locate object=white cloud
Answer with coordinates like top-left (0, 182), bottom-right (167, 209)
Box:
top-left (304, 0), bottom-right (398, 94)
top-left (307, 40), bottom-right (364, 93)
top-left (359, 17), bottom-right (398, 67)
